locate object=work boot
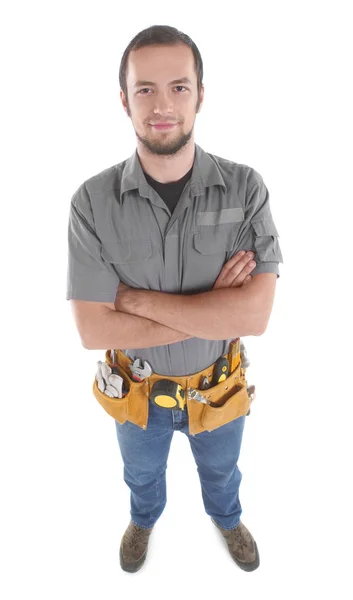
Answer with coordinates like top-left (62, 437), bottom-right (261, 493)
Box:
top-left (119, 520), bottom-right (154, 573)
top-left (211, 518), bottom-right (260, 571)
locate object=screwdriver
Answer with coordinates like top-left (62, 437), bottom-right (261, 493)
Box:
top-left (110, 350), bottom-right (129, 395)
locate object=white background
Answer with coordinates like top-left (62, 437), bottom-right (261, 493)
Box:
top-left (1, 1), bottom-right (352, 598)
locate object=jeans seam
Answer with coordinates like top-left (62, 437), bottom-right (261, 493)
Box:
top-left (151, 472), bottom-right (161, 525)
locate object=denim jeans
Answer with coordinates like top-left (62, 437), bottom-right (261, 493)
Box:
top-left (115, 399), bottom-right (246, 530)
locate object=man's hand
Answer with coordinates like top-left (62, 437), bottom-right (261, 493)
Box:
top-left (213, 251), bottom-right (256, 290)
top-left (110, 251), bottom-right (259, 339)
top-left (114, 250), bottom-right (256, 311)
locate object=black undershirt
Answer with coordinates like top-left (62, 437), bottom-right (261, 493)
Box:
top-left (143, 164), bottom-right (193, 215)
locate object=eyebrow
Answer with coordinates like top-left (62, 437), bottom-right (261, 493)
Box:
top-left (133, 77), bottom-right (192, 88)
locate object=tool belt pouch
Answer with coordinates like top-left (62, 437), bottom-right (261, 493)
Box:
top-left (186, 360), bottom-right (252, 436)
top-left (92, 350), bottom-right (149, 429)
top-left (92, 349), bottom-right (253, 435)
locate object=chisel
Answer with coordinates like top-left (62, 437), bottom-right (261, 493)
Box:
top-left (228, 338), bottom-right (241, 373)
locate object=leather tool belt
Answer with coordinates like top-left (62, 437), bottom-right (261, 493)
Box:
top-left (92, 346), bottom-right (254, 436)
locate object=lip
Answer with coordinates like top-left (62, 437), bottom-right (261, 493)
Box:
top-left (151, 123), bottom-right (177, 130)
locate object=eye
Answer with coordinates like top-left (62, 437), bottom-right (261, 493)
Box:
top-left (137, 86), bottom-right (188, 95)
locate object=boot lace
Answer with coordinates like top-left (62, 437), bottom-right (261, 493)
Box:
top-left (129, 526), bottom-right (149, 551)
top-left (230, 525), bottom-right (248, 552)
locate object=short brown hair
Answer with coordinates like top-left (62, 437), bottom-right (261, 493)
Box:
top-left (119, 25), bottom-right (204, 101)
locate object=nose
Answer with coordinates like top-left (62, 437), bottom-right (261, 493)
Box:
top-left (152, 90), bottom-right (174, 115)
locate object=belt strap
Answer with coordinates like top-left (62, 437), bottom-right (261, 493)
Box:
top-left (104, 348), bottom-right (232, 391)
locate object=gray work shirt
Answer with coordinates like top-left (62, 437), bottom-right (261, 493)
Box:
top-left (66, 143), bottom-right (283, 376)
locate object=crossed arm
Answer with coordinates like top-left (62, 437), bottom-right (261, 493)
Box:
top-left (114, 273), bottom-right (277, 340)
top-left (83, 273), bottom-right (277, 349)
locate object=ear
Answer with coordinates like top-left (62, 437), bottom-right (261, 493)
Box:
top-left (120, 90), bottom-right (128, 114)
top-left (197, 85), bottom-right (205, 112)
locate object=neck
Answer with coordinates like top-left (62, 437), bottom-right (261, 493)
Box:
top-left (136, 138), bottom-right (195, 184)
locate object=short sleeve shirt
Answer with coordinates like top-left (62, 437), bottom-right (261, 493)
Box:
top-left (66, 143), bottom-right (283, 375)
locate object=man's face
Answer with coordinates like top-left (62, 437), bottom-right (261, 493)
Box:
top-left (121, 43), bottom-right (204, 156)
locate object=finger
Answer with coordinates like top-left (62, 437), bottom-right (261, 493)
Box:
top-left (229, 261), bottom-right (255, 287)
top-left (221, 251), bottom-right (256, 277)
top-left (231, 257), bottom-right (256, 277)
top-left (242, 275), bottom-right (252, 285)
top-left (222, 251), bottom-right (249, 271)
top-left (220, 256), bottom-right (255, 286)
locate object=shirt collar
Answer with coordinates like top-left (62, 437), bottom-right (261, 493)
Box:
top-left (119, 143), bottom-right (227, 203)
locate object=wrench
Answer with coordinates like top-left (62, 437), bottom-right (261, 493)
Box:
top-left (129, 358), bottom-right (153, 382)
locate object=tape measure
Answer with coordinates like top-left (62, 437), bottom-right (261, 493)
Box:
top-left (150, 380), bottom-right (186, 410)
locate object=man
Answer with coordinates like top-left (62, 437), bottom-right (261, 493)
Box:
top-left (66, 24), bottom-right (283, 574)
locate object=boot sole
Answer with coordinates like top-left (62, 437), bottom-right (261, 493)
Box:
top-left (211, 518), bottom-right (260, 572)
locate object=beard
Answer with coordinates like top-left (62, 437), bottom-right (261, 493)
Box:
top-left (126, 96), bottom-right (201, 157)
top-left (135, 123), bottom-right (194, 157)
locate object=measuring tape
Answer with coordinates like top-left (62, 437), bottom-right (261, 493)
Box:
top-left (150, 380), bottom-right (186, 410)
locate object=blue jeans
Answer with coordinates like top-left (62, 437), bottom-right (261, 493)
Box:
top-left (115, 399), bottom-right (246, 530)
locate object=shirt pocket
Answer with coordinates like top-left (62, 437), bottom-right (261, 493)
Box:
top-left (193, 209), bottom-right (245, 256)
top-left (251, 219), bottom-right (283, 263)
top-left (193, 230), bottom-right (234, 254)
top-left (100, 237), bottom-right (159, 288)
top-left (190, 226), bottom-right (235, 290)
top-left (101, 238), bottom-right (153, 264)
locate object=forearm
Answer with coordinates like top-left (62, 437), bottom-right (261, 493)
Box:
top-left (86, 310), bottom-right (193, 350)
top-left (122, 286), bottom-right (261, 340)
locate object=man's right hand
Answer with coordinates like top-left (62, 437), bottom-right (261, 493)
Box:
top-left (212, 251), bottom-right (256, 290)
